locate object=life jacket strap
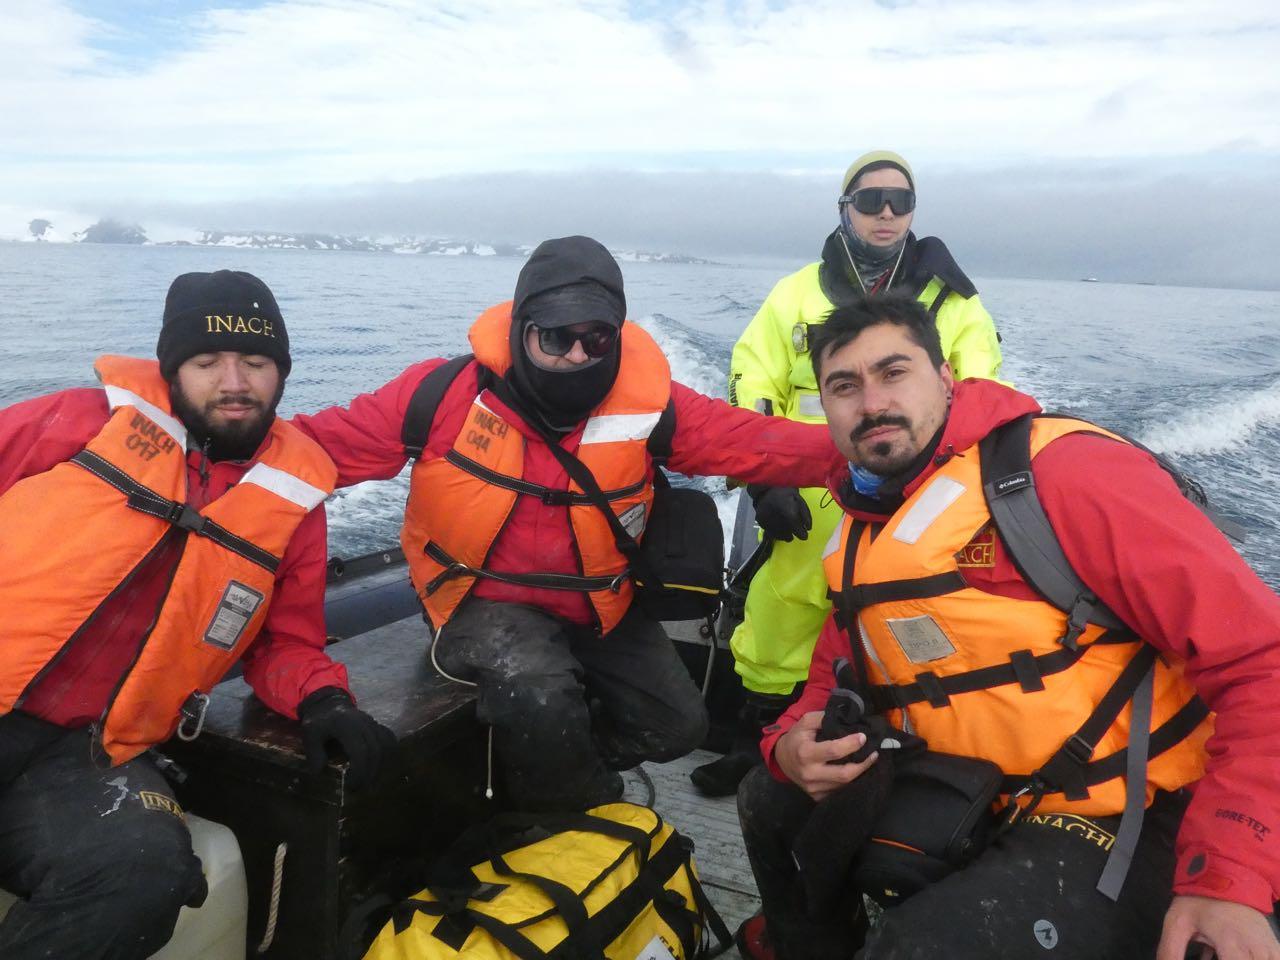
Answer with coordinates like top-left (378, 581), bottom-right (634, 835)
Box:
top-left (863, 629), bottom-right (1135, 714)
top-left (71, 450), bottom-right (281, 573)
top-left (422, 541), bottom-right (625, 597)
top-left (443, 449), bottom-right (647, 507)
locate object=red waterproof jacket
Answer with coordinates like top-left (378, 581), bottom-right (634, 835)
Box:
top-left (762, 378), bottom-right (1280, 913)
top-left (0, 387), bottom-right (350, 727)
top-left (293, 359), bottom-right (839, 626)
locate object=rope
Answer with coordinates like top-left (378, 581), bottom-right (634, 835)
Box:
top-left (255, 842), bottom-right (287, 954)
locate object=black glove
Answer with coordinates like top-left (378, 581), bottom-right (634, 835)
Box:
top-left (298, 687), bottom-right (397, 791)
top-left (749, 485), bottom-right (812, 542)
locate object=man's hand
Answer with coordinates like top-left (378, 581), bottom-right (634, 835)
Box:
top-left (750, 486), bottom-right (812, 542)
top-left (773, 710), bottom-right (879, 803)
top-left (299, 687), bottom-right (398, 791)
top-left (1156, 895), bottom-right (1280, 960)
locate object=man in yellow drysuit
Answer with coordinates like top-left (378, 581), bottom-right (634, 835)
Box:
top-left (692, 150), bottom-right (1004, 795)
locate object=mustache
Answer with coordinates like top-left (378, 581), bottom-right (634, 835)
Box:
top-left (851, 414), bottom-right (911, 440)
top-left (211, 394), bottom-right (264, 410)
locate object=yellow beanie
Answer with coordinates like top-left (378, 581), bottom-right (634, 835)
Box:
top-left (841, 150), bottom-right (915, 195)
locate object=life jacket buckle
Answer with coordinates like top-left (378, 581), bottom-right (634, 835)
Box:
top-left (540, 489), bottom-right (575, 507)
top-left (166, 502), bottom-right (207, 534)
top-left (1058, 594), bottom-right (1095, 650)
top-left (608, 571), bottom-right (629, 593)
top-left (175, 691), bottom-right (210, 742)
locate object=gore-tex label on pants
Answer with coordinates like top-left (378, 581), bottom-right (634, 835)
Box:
top-left (203, 581), bottom-right (264, 650)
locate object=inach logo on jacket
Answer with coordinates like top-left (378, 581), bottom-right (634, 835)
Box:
top-left (956, 523), bottom-right (996, 568)
top-left (203, 580), bottom-right (264, 650)
top-left (204, 314), bottom-right (275, 337)
top-left (126, 412), bottom-right (178, 461)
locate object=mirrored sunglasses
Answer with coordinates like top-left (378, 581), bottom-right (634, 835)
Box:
top-left (840, 187), bottom-right (917, 216)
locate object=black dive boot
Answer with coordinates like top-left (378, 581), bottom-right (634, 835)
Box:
top-left (690, 691), bottom-right (797, 797)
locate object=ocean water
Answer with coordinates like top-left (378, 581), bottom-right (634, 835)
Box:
top-left (1, 241), bottom-right (1276, 589)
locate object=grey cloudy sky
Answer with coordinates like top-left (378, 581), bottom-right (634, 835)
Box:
top-left (3, 0), bottom-right (1278, 288)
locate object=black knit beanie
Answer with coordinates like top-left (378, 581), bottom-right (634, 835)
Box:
top-left (156, 270), bottom-right (291, 380)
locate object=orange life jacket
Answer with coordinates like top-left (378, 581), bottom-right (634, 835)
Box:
top-left (822, 416), bottom-right (1210, 817)
top-left (401, 302), bottom-right (672, 634)
top-left (0, 356), bottom-right (336, 764)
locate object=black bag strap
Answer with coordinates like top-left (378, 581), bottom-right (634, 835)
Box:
top-left (401, 353), bottom-right (475, 459)
top-left (481, 378), bottom-right (666, 592)
top-left (70, 449), bottom-right (281, 572)
top-left (647, 398), bottom-right (677, 465)
top-left (1028, 645), bottom-right (1159, 802)
top-left (1095, 662), bottom-right (1154, 901)
top-left (980, 414), bottom-right (1128, 647)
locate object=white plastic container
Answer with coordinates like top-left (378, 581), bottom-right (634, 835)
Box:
top-left (153, 814), bottom-right (248, 960)
top-left (0, 813), bottom-right (247, 960)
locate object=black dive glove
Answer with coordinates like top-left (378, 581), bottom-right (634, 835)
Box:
top-left (299, 687), bottom-right (397, 791)
top-left (749, 485), bottom-right (812, 542)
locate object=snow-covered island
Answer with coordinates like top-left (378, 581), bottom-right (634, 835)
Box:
top-left (12, 217), bottom-right (713, 264)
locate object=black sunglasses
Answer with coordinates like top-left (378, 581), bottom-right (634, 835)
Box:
top-left (535, 323), bottom-right (619, 359)
top-left (840, 187), bottom-right (916, 216)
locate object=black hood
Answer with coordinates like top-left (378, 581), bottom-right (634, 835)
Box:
top-left (818, 230), bottom-right (979, 307)
top-left (505, 236), bottom-right (627, 433)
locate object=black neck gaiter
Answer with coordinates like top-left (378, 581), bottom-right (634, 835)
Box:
top-left (505, 322), bottom-right (621, 434)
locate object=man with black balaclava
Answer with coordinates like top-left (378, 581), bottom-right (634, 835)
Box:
top-left (294, 236), bottom-right (842, 811)
top-left (693, 150), bottom-right (1005, 798)
top-left (0, 270), bottom-right (393, 960)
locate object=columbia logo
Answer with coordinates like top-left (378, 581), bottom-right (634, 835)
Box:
top-left (996, 473), bottom-right (1030, 493)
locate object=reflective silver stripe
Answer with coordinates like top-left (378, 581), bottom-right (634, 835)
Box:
top-left (475, 394), bottom-right (497, 415)
top-left (892, 476), bottom-right (966, 545)
top-left (580, 411), bottom-right (662, 445)
top-left (822, 518), bottom-right (845, 560)
top-left (240, 463), bottom-right (328, 510)
top-left (797, 393), bottom-right (826, 418)
top-left (858, 618), bottom-right (909, 733)
top-left (103, 385), bottom-right (188, 453)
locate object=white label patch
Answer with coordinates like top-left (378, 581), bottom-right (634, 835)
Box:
top-left (619, 502), bottom-right (647, 539)
top-left (634, 934), bottom-right (678, 960)
top-left (1033, 919), bottom-right (1059, 949)
top-left (886, 615), bottom-right (956, 663)
top-left (204, 581), bottom-right (264, 650)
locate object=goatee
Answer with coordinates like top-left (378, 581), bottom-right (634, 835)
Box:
top-left (170, 381), bottom-right (281, 462)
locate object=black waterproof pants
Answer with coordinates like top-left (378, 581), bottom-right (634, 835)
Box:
top-left (738, 765), bottom-right (1189, 960)
top-left (0, 713), bottom-right (207, 960)
top-left (434, 598), bottom-right (709, 811)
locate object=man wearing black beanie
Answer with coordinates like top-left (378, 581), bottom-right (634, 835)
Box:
top-left (0, 270), bottom-right (393, 960)
top-left (295, 236), bottom-right (841, 812)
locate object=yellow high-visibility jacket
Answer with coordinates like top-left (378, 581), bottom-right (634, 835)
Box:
top-left (727, 230), bottom-right (1003, 695)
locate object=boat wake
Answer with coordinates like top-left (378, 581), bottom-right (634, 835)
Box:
top-left (1141, 378), bottom-right (1280, 456)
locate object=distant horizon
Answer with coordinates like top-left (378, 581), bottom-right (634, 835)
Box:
top-left (6, 224), bottom-right (1278, 295)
